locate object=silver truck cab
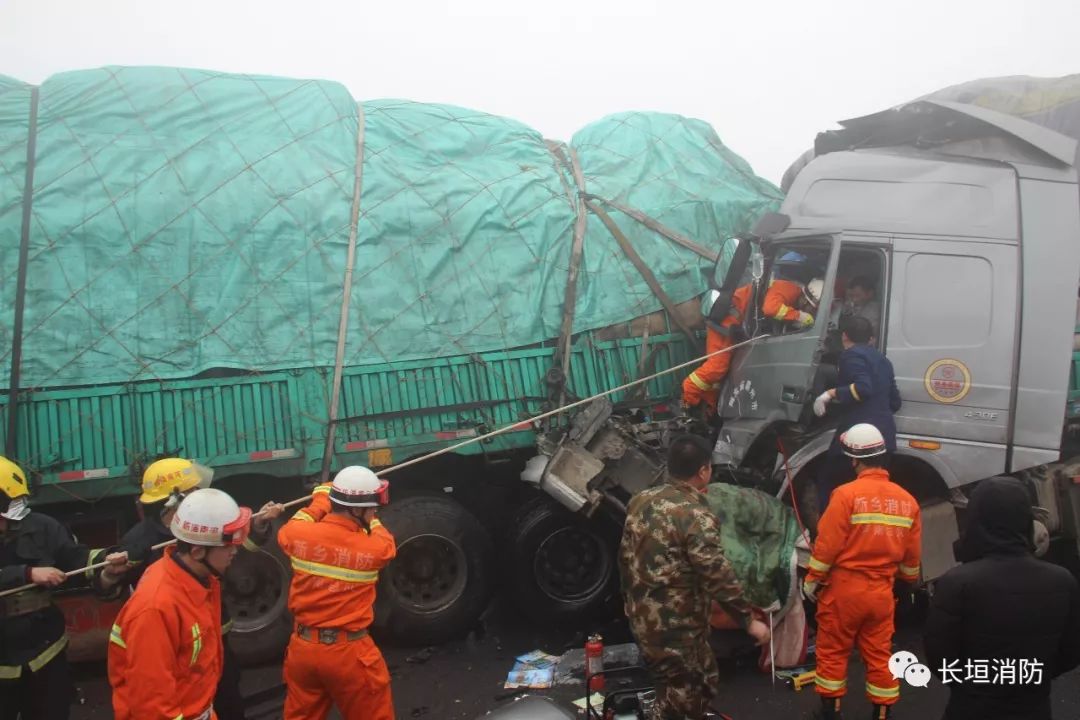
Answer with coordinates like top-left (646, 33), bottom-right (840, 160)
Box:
top-left (713, 100), bottom-right (1080, 582)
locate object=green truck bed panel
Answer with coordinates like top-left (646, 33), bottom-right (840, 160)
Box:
top-left (1, 332), bottom-right (696, 499)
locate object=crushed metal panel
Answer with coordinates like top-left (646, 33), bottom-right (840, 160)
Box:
top-left (540, 443), bottom-right (605, 512)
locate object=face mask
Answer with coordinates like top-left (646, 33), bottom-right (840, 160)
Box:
top-left (0, 497), bottom-right (30, 522)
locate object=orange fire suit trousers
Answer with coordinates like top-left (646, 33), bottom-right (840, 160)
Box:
top-left (283, 632), bottom-right (394, 720)
top-left (814, 571), bottom-right (900, 706)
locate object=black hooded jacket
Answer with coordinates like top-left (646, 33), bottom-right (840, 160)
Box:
top-left (923, 477), bottom-right (1080, 720)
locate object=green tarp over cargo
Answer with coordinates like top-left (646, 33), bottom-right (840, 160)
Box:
top-left (704, 482), bottom-right (803, 609)
top-left (0, 67), bottom-right (781, 389)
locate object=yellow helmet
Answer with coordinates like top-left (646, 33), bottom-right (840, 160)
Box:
top-left (139, 458), bottom-right (214, 505)
top-left (0, 456), bottom-right (31, 521)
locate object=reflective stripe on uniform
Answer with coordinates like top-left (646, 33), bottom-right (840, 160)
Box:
top-left (850, 513), bottom-right (914, 529)
top-left (290, 556), bottom-right (379, 584)
top-left (190, 623), bottom-right (202, 666)
top-left (293, 510), bottom-right (315, 522)
top-left (899, 563), bottom-right (920, 578)
top-left (687, 372), bottom-right (721, 391)
top-left (87, 548), bottom-right (106, 580)
top-left (808, 556), bottom-right (831, 573)
top-left (369, 519), bottom-right (383, 530)
top-left (815, 674), bottom-right (847, 691)
top-left (241, 537), bottom-right (258, 551)
top-left (110, 623), bottom-right (127, 649)
top-left (774, 304), bottom-right (792, 320)
top-left (28, 634), bottom-right (67, 672)
top-left (866, 682), bottom-right (900, 700)
top-left (313, 485), bottom-right (331, 495)
top-left (849, 383), bottom-right (862, 401)
top-left (222, 618), bottom-right (235, 635)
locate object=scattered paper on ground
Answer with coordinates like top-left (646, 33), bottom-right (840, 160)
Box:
top-left (504, 650), bottom-right (561, 689)
top-left (572, 693), bottom-right (606, 709)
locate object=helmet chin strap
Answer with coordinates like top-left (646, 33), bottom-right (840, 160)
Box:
top-left (193, 549), bottom-right (224, 578)
top-left (350, 506), bottom-right (372, 533)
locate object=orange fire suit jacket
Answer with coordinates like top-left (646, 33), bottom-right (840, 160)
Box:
top-left (806, 467), bottom-right (922, 587)
top-left (108, 546), bottom-right (223, 720)
top-left (292, 483), bottom-right (332, 523)
top-left (683, 285), bottom-right (751, 408)
top-left (278, 501), bottom-right (397, 631)
top-left (763, 279), bottom-right (805, 323)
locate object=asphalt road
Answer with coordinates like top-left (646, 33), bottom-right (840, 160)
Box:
top-left (69, 600), bottom-right (1080, 720)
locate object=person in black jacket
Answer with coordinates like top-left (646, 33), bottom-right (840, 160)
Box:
top-left (0, 455), bottom-right (130, 720)
top-left (812, 315), bottom-right (902, 513)
top-left (101, 457), bottom-right (282, 720)
top-left (924, 476), bottom-right (1080, 720)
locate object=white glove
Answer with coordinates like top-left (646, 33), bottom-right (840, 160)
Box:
top-left (796, 311), bottom-right (815, 328)
top-left (802, 579), bottom-right (820, 603)
top-left (813, 390), bottom-right (833, 417)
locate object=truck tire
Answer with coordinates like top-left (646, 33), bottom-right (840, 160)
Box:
top-left (507, 497), bottom-right (621, 627)
top-left (373, 495), bottom-right (494, 645)
top-left (224, 520), bottom-right (293, 667)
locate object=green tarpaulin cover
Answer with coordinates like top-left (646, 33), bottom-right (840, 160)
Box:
top-left (704, 482), bottom-right (803, 609)
top-left (0, 67), bottom-right (781, 389)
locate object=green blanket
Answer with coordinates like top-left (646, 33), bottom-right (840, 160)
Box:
top-left (704, 482), bottom-right (802, 609)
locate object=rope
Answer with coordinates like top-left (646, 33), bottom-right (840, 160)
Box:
top-left (0, 334), bottom-right (766, 598)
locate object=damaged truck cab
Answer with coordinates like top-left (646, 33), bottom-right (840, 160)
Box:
top-left (531, 98), bottom-right (1080, 592)
top-left (713, 99), bottom-right (1080, 583)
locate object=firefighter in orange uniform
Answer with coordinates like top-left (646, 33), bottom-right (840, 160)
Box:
top-left (278, 466), bottom-right (396, 720)
top-left (108, 488), bottom-right (252, 720)
top-left (802, 424), bottom-right (922, 720)
top-left (682, 285), bottom-right (752, 412)
top-left (763, 275), bottom-right (821, 326)
top-left (762, 251), bottom-right (824, 329)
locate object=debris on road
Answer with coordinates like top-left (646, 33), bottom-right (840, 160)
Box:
top-left (407, 647), bottom-right (438, 665)
top-left (504, 650), bottom-right (560, 689)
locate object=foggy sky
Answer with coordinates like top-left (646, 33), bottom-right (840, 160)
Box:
top-left (1, 0), bottom-right (1077, 183)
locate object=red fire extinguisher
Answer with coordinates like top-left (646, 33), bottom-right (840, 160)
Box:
top-left (585, 633), bottom-right (605, 692)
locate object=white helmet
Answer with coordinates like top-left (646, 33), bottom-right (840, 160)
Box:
top-left (330, 466), bottom-right (389, 508)
top-left (170, 488), bottom-right (252, 546)
top-left (803, 277), bottom-right (825, 308)
top-left (840, 423), bottom-right (887, 459)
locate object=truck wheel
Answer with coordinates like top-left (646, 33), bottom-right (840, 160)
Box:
top-left (373, 495), bottom-right (494, 645)
top-left (507, 497), bottom-right (620, 627)
top-left (224, 522), bottom-right (293, 667)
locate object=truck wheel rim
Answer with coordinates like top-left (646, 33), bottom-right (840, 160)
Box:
top-left (224, 548), bottom-right (289, 633)
top-left (533, 527), bottom-right (610, 602)
top-left (390, 533), bottom-right (468, 614)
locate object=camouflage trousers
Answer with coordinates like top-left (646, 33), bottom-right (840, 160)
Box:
top-left (640, 639), bottom-right (720, 720)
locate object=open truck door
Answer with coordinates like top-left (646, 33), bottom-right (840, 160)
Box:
top-left (713, 232), bottom-right (842, 465)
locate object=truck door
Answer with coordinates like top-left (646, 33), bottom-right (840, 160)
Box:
top-left (887, 238), bottom-right (1018, 476)
top-left (719, 234), bottom-right (841, 423)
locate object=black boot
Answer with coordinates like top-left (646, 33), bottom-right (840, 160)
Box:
top-left (869, 704), bottom-right (893, 719)
top-left (809, 696), bottom-right (843, 720)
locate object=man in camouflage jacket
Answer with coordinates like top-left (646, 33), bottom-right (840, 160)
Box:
top-left (619, 434), bottom-right (771, 719)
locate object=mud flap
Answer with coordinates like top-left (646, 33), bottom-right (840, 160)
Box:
top-left (919, 499), bottom-right (960, 583)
